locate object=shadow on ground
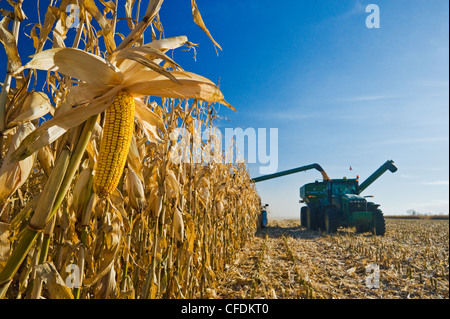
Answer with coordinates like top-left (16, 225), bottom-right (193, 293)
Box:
top-left (255, 225), bottom-right (324, 239)
top-left (255, 222), bottom-right (362, 239)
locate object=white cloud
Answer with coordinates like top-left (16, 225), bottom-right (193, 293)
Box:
top-left (424, 180), bottom-right (449, 186)
top-left (416, 199), bottom-right (449, 207)
top-left (418, 80), bottom-right (449, 88)
top-left (338, 0), bottom-right (367, 19)
top-left (400, 174), bottom-right (417, 179)
top-left (336, 95), bottom-right (393, 103)
top-left (377, 136), bottom-right (449, 145)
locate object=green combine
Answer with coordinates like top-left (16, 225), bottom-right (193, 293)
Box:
top-left (253, 160), bottom-right (398, 235)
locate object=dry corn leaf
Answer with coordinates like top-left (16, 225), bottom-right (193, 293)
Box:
top-left (12, 44), bottom-right (230, 162)
top-left (152, 193), bottom-right (163, 218)
top-left (124, 70), bottom-right (228, 105)
top-left (99, 0), bottom-right (116, 14)
top-left (7, 0), bottom-right (27, 21)
top-left (0, 16), bottom-right (22, 73)
top-left (83, 241), bottom-right (120, 287)
top-left (115, 0), bottom-right (164, 52)
top-left (9, 194), bottom-right (40, 231)
top-left (173, 208), bottom-right (184, 243)
top-left (191, 0), bottom-right (222, 51)
top-left (114, 37), bottom-right (186, 73)
top-left (72, 168), bottom-right (94, 221)
top-left (36, 5), bottom-right (58, 53)
top-left (83, 211), bottom-right (122, 287)
top-left (6, 91), bottom-right (52, 127)
top-left (165, 169), bottom-right (179, 193)
top-left (184, 213), bottom-right (196, 254)
top-left (82, 0), bottom-right (116, 54)
top-left (0, 123), bottom-right (36, 204)
top-left (194, 166), bottom-right (209, 187)
top-left (86, 139), bottom-right (99, 164)
top-left (95, 266), bottom-right (116, 299)
top-left (124, 0), bottom-right (136, 30)
top-left (127, 135), bottom-right (144, 180)
top-left (17, 47), bottom-right (123, 88)
top-left (215, 201), bottom-right (224, 216)
top-left (147, 35), bottom-right (189, 52)
top-left (35, 262), bottom-right (74, 299)
top-left (0, 223), bottom-right (11, 270)
top-left (37, 145), bottom-right (54, 178)
top-left (10, 86), bottom-right (121, 162)
top-left (112, 45), bottom-right (181, 71)
top-left (109, 190), bottom-right (130, 230)
top-left (113, 50), bottom-right (180, 84)
top-left (134, 98), bottom-right (164, 131)
top-left (125, 167), bottom-right (146, 212)
top-left (51, 6), bottom-right (70, 49)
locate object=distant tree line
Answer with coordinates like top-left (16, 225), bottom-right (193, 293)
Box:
top-left (406, 209), bottom-right (447, 216)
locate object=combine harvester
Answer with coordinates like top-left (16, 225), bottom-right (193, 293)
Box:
top-left (253, 160), bottom-right (398, 235)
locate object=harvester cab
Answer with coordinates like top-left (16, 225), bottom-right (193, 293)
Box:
top-left (253, 160), bottom-right (397, 236)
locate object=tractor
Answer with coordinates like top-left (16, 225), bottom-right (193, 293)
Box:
top-left (252, 160), bottom-right (398, 235)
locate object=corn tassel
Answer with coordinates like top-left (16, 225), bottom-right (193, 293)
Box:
top-left (94, 91), bottom-right (135, 198)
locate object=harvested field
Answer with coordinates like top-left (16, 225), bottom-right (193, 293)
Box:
top-left (216, 218), bottom-right (449, 299)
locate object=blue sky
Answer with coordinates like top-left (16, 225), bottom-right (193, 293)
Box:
top-left (1, 0), bottom-right (448, 218)
top-left (164, 0), bottom-right (449, 217)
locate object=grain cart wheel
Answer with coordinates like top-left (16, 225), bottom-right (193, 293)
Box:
top-left (371, 209), bottom-right (386, 236)
top-left (300, 206), bottom-right (308, 227)
top-left (306, 207), bottom-right (318, 230)
top-left (324, 207), bottom-right (338, 234)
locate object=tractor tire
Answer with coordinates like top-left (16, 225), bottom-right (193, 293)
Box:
top-left (324, 206), bottom-right (339, 234)
top-left (316, 208), bottom-right (326, 231)
top-left (307, 207), bottom-right (319, 230)
top-left (371, 209), bottom-right (386, 236)
top-left (300, 206), bottom-right (308, 227)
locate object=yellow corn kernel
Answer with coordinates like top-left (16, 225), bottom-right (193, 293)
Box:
top-left (94, 91), bottom-right (135, 198)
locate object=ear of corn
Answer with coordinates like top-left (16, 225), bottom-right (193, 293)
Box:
top-left (94, 91), bottom-right (135, 198)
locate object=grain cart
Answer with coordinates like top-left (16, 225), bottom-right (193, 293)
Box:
top-left (252, 160), bottom-right (397, 235)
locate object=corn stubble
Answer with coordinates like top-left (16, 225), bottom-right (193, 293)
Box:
top-left (0, 1), bottom-right (260, 299)
top-left (216, 219), bottom-right (448, 299)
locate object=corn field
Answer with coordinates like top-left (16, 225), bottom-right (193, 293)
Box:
top-left (217, 218), bottom-right (449, 299)
top-left (0, 0), bottom-right (261, 299)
